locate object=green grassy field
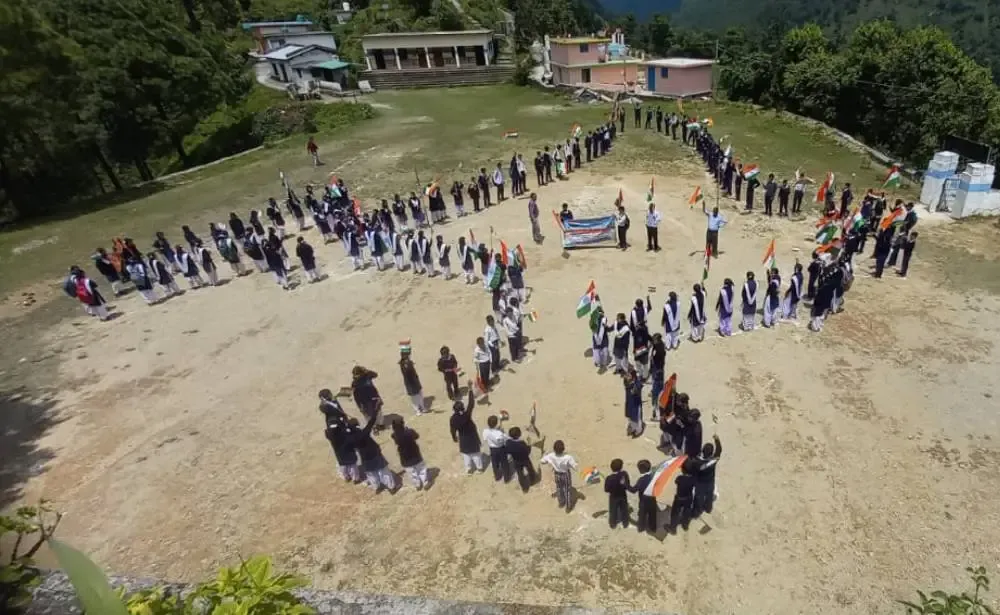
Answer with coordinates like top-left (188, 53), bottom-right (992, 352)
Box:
top-left (0, 86), bottom-right (909, 297)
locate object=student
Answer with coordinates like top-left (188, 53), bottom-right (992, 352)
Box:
top-left (324, 422), bottom-right (362, 483)
top-left (734, 164), bottom-right (744, 202)
top-left (409, 192), bottom-right (427, 228)
top-left (740, 271), bottom-right (757, 331)
top-left (457, 237), bottom-right (476, 284)
top-left (806, 250), bottom-right (821, 298)
top-left (125, 258), bottom-right (157, 305)
top-left (182, 225), bottom-right (202, 252)
top-left (484, 315), bottom-right (502, 372)
top-left (645, 202), bottom-right (662, 251)
top-left (435, 235), bottom-right (451, 279)
top-left (501, 307), bottom-right (521, 363)
top-left (872, 228), bottom-right (893, 279)
top-left (667, 461), bottom-right (696, 534)
top-left (450, 387), bottom-right (485, 473)
top-left (406, 231), bottom-right (422, 274)
top-left (345, 225), bottom-right (363, 271)
top-left (840, 183), bottom-right (854, 219)
top-left (482, 415), bottom-right (509, 482)
top-left (418, 231), bottom-right (435, 277)
top-left (450, 181), bottom-right (466, 217)
top-left (897, 232), bottom-right (918, 278)
top-left (649, 334), bottom-right (666, 417)
top-left (194, 241), bottom-right (218, 286)
top-left (347, 415), bottom-right (396, 492)
top-left (307, 136), bottom-right (321, 166)
top-left (319, 388), bottom-right (348, 428)
top-left (541, 440), bottom-right (578, 510)
top-left (478, 168), bottom-right (491, 207)
top-left (351, 366), bottom-right (383, 432)
top-left (714, 278), bottom-right (735, 337)
top-left (604, 459), bottom-right (631, 529)
top-left (263, 242), bottom-right (289, 289)
top-left (687, 284), bottom-right (707, 342)
top-left (745, 174), bottom-right (759, 211)
top-left (265, 198), bottom-right (286, 239)
top-left (810, 263), bottom-right (833, 332)
top-left (214, 229), bottom-right (245, 276)
top-left (148, 253), bottom-right (181, 296)
top-left (71, 268), bottom-right (110, 320)
top-left (399, 348), bottom-right (426, 415)
top-left (528, 193), bottom-right (542, 244)
top-left (287, 195), bottom-right (306, 232)
top-left (242, 233), bottom-right (267, 273)
top-left (693, 435), bottom-right (722, 515)
top-left (91, 248), bottom-right (123, 296)
top-left (388, 228), bottom-right (405, 271)
top-left (542, 147), bottom-right (553, 183)
top-left (623, 367), bottom-right (644, 437)
top-left (763, 173), bottom-right (777, 216)
top-left (296, 236), bottom-right (320, 282)
top-left (612, 313), bottom-right (631, 374)
top-left (590, 305), bottom-right (610, 370)
top-left (559, 203), bottom-right (574, 224)
top-left (367, 227), bottom-right (387, 271)
top-left (508, 155), bottom-right (520, 197)
top-left (493, 163), bottom-right (505, 202)
top-left (175, 246), bottom-right (204, 289)
top-left (153, 232), bottom-right (180, 272)
top-left (533, 152), bottom-right (545, 187)
top-left (762, 268), bottom-right (781, 328)
top-left (778, 179), bottom-right (791, 216)
top-left (505, 426), bottom-right (535, 492)
top-left (792, 173), bottom-right (808, 214)
top-left (782, 263), bottom-right (803, 319)
top-left (572, 138), bottom-right (581, 170)
top-left (615, 204), bottom-right (630, 250)
top-left (473, 337), bottom-right (492, 395)
top-left (661, 291), bottom-right (682, 350)
top-left (392, 417), bottom-right (429, 490)
top-left (629, 460), bottom-right (658, 534)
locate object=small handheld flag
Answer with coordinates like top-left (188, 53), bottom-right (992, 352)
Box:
top-left (702, 244), bottom-right (712, 282)
top-left (883, 164), bottom-right (902, 188)
top-left (742, 164), bottom-right (760, 181)
top-left (576, 280), bottom-right (597, 318)
top-left (498, 240), bottom-right (510, 266)
top-left (582, 467), bottom-right (602, 485)
top-left (570, 123), bottom-right (582, 138)
top-left (646, 176), bottom-right (655, 203)
top-left (816, 172), bottom-right (835, 203)
top-left (528, 309), bottom-right (539, 322)
top-left (499, 409), bottom-right (510, 421)
top-left (761, 239), bottom-right (776, 268)
top-left (515, 244), bottom-right (528, 270)
top-left (658, 373), bottom-right (678, 410)
top-left (398, 339), bottom-right (412, 353)
top-left (469, 229), bottom-right (476, 244)
top-left (688, 186), bottom-right (703, 208)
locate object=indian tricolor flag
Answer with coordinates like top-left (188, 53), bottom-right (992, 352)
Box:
top-left (570, 123), bottom-right (582, 138)
top-left (576, 280), bottom-right (597, 318)
top-left (883, 164), bottom-right (902, 188)
top-left (702, 244), bottom-right (712, 282)
top-left (742, 164), bottom-right (760, 180)
top-left (761, 238), bottom-right (776, 268)
top-left (880, 206), bottom-right (905, 230)
top-left (688, 186), bottom-right (703, 208)
top-left (644, 455), bottom-right (689, 499)
top-left (815, 172), bottom-right (834, 203)
top-left (646, 176), bottom-right (655, 203)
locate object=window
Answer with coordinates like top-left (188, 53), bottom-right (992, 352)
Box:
top-left (660, 67), bottom-right (669, 78)
top-left (398, 49), bottom-right (408, 60)
top-left (581, 68), bottom-right (591, 83)
top-left (579, 43), bottom-right (589, 53)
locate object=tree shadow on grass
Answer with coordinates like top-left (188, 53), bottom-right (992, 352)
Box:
top-left (0, 387), bottom-right (64, 509)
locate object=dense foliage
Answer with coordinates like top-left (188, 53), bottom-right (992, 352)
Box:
top-left (0, 502), bottom-right (61, 613)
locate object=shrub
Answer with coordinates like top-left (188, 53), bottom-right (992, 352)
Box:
top-left (0, 501), bottom-right (62, 613)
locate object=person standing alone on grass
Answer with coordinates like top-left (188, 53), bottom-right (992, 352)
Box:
top-left (542, 440), bottom-right (578, 511)
top-left (307, 136), bottom-right (321, 166)
top-left (645, 202), bottom-right (662, 251)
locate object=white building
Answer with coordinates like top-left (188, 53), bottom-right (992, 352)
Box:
top-left (262, 44), bottom-right (340, 84)
top-left (260, 31), bottom-right (337, 53)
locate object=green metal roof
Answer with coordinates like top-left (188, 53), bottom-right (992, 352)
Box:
top-left (313, 59), bottom-right (350, 70)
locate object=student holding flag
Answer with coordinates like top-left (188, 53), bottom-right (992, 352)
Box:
top-left (687, 284), bottom-right (708, 342)
top-left (703, 203), bottom-right (726, 258)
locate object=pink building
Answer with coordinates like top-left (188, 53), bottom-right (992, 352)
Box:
top-left (549, 36), bottom-right (641, 87)
top-left (643, 58), bottom-right (714, 97)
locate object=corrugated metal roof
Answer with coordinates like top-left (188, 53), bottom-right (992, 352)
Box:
top-left (644, 58), bottom-right (715, 68)
top-left (242, 20), bottom-right (313, 29)
top-left (262, 45), bottom-right (307, 60)
top-left (313, 59), bottom-right (350, 70)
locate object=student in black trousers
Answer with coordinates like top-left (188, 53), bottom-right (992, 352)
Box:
top-left (630, 459), bottom-right (657, 533)
top-left (668, 461), bottom-right (696, 533)
top-left (505, 427), bottom-right (536, 492)
top-left (897, 232), bottom-right (917, 278)
top-left (604, 459), bottom-right (631, 529)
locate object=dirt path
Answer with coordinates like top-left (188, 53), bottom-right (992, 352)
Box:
top-left (4, 161), bottom-right (1000, 614)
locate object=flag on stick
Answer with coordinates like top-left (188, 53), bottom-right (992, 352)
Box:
top-left (883, 164), bottom-right (902, 188)
top-left (688, 186), bottom-right (703, 208)
top-left (644, 455), bottom-right (689, 499)
top-left (657, 373), bottom-right (678, 409)
top-left (816, 172), bottom-right (835, 203)
top-left (880, 206), bottom-right (905, 230)
top-left (761, 238), bottom-right (776, 268)
top-left (469, 229), bottom-right (477, 244)
top-left (646, 176), bottom-right (655, 203)
top-left (742, 164), bottom-right (760, 180)
top-left (702, 244), bottom-right (712, 282)
top-left (498, 240), bottom-right (510, 266)
top-left (486, 259), bottom-right (502, 289)
top-left (351, 197), bottom-right (362, 217)
top-left (576, 280), bottom-right (597, 318)
top-left (516, 244), bottom-right (528, 270)
top-left (570, 123), bottom-right (582, 138)
top-left (816, 221), bottom-right (840, 245)
top-left (528, 309), bottom-right (540, 322)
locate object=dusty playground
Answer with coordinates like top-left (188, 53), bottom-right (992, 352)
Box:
top-left (2, 88), bottom-right (1000, 614)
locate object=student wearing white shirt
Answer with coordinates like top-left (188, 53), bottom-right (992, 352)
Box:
top-left (473, 337), bottom-right (492, 395)
top-left (541, 440), bottom-right (579, 510)
top-left (493, 163), bottom-right (505, 202)
top-left (482, 415), bottom-right (510, 482)
top-left (645, 202), bottom-right (662, 252)
top-left (502, 308), bottom-right (521, 363)
top-left (484, 316), bottom-right (502, 370)
top-left (615, 204), bottom-right (630, 250)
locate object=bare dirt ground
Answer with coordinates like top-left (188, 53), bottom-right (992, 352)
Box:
top-left (3, 107), bottom-right (1000, 613)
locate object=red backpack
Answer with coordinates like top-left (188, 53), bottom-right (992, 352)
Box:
top-left (75, 277), bottom-right (93, 303)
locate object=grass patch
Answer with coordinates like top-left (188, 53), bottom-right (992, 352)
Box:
top-left (0, 86), bottom-right (920, 297)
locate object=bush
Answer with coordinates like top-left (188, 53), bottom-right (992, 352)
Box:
top-left (0, 501), bottom-right (62, 614)
top-left (252, 102), bottom-right (375, 142)
top-left (512, 55), bottom-right (534, 86)
top-left (901, 567), bottom-right (995, 615)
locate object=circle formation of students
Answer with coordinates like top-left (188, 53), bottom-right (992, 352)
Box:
top-left (59, 103), bottom-right (921, 537)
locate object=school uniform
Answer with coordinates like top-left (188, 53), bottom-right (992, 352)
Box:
top-left (478, 173), bottom-right (491, 207)
top-left (393, 427), bottom-right (428, 489)
top-left (263, 245), bottom-right (288, 288)
top-left (325, 424), bottom-right (361, 483)
top-left (782, 272), bottom-right (802, 319)
top-left (196, 246), bottom-right (218, 285)
top-left (661, 299), bottom-right (681, 349)
top-left (612, 321), bottom-right (631, 373)
top-left (507, 264), bottom-right (525, 303)
top-left (693, 438), bottom-right (722, 515)
top-left (450, 399), bottom-right (484, 472)
top-left (484, 323), bottom-right (501, 372)
top-left (349, 417), bottom-right (396, 491)
top-left (630, 471), bottom-right (658, 533)
top-left (505, 438), bottom-right (536, 492)
top-left (473, 344), bottom-right (492, 394)
top-left (436, 241), bottom-right (451, 278)
top-left (366, 229), bottom-right (386, 271)
top-left (542, 452), bottom-right (577, 509)
top-left (437, 353), bottom-right (460, 399)
top-left (668, 471), bottom-right (696, 532)
top-left (242, 235), bottom-right (267, 272)
top-left (632, 325), bottom-right (650, 380)
top-left (92, 254), bottom-right (121, 295)
top-left (741, 279), bottom-right (758, 331)
top-left (400, 358), bottom-right (426, 415)
top-left (126, 261), bottom-right (157, 304)
top-left (502, 314), bottom-right (521, 362)
top-left (482, 427), bottom-right (509, 482)
top-left (458, 242), bottom-right (476, 284)
top-left (762, 276), bottom-right (781, 327)
top-left (591, 315), bottom-right (610, 368)
top-left (177, 251), bottom-right (204, 288)
top-left (687, 289), bottom-right (707, 341)
top-left (296, 241), bottom-right (319, 281)
top-left (649, 343), bottom-right (666, 416)
top-left (418, 236), bottom-right (435, 276)
top-left (151, 259), bottom-right (181, 295)
top-left (153, 237), bottom-right (180, 272)
top-left (624, 377), bottom-right (643, 436)
top-left (407, 236), bottom-right (422, 273)
top-left (604, 470), bottom-right (631, 528)
top-left (345, 229), bottom-right (362, 270)
top-left (266, 204), bottom-right (286, 238)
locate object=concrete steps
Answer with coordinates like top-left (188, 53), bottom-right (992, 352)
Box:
top-left (364, 65), bottom-right (514, 89)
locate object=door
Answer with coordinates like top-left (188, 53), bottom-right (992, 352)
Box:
top-left (581, 68), bottom-right (591, 83)
top-left (417, 49), bottom-right (428, 68)
top-left (373, 50), bottom-right (386, 70)
top-left (433, 49), bottom-right (444, 67)
top-left (474, 46), bottom-right (486, 66)
top-left (647, 66), bottom-right (656, 91)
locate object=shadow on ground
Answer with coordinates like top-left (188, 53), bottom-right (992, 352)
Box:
top-left (0, 388), bottom-right (64, 509)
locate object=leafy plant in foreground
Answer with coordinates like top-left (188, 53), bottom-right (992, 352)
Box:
top-left (0, 500), bottom-right (62, 613)
top-left (900, 566), bottom-right (996, 615)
